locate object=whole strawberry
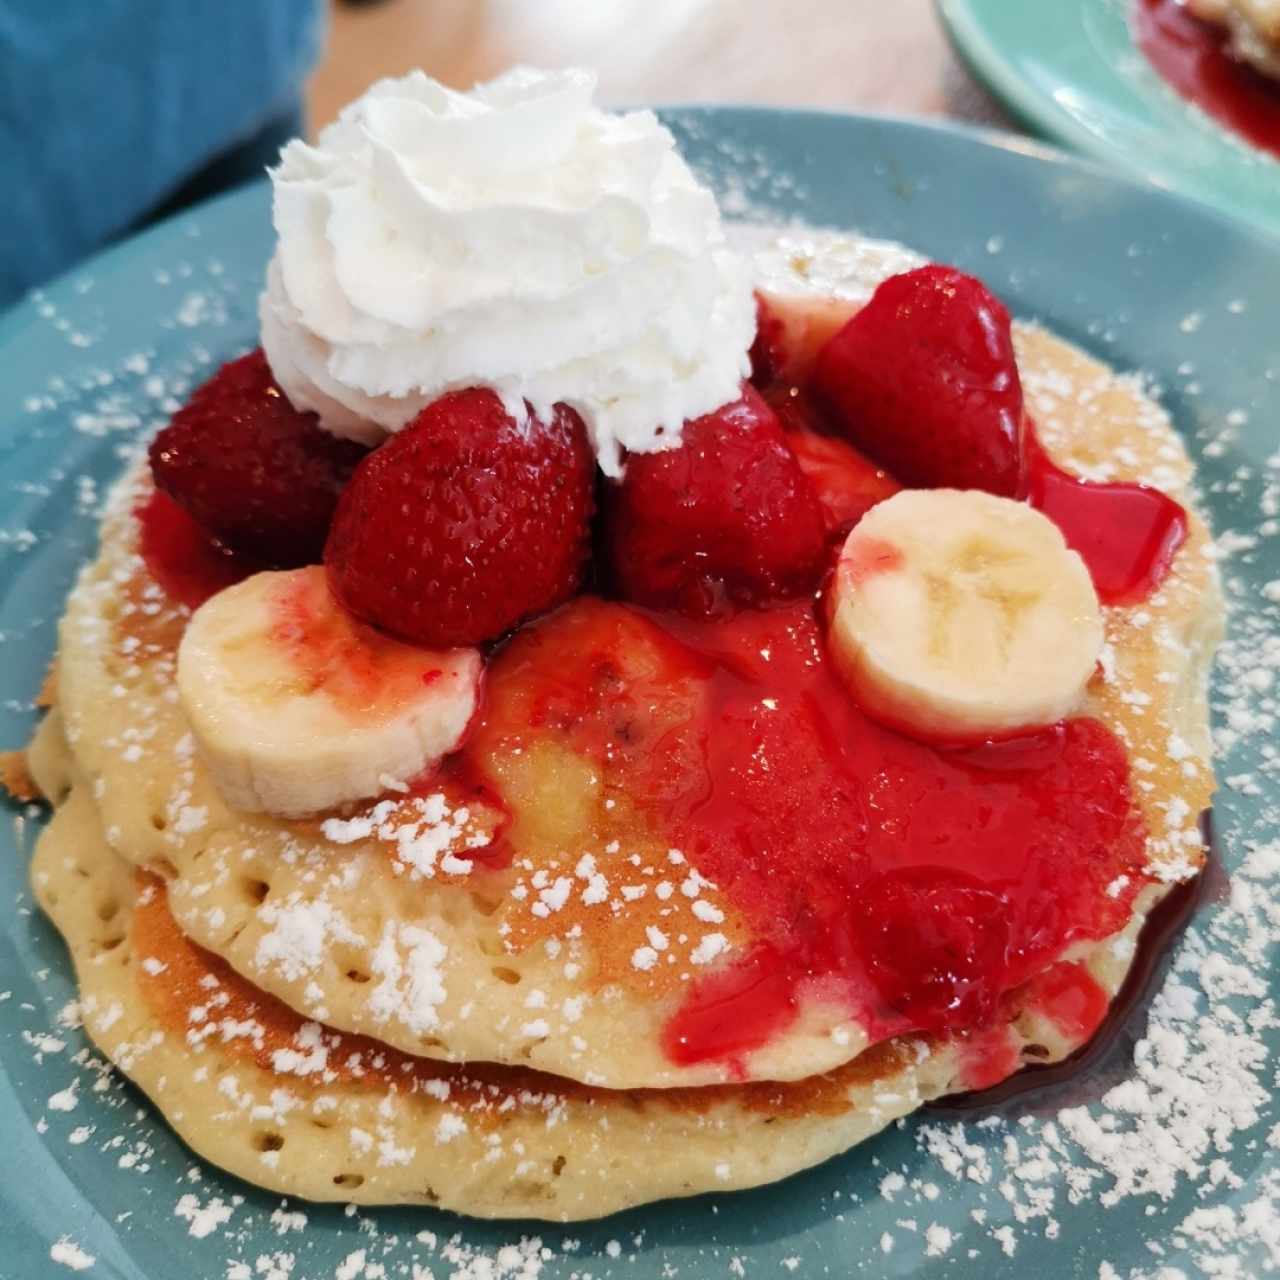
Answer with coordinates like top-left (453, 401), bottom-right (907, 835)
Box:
top-left (812, 265), bottom-right (1025, 496)
top-left (603, 383), bottom-right (827, 616)
top-left (325, 389), bottom-right (594, 648)
top-left (149, 349), bottom-right (367, 566)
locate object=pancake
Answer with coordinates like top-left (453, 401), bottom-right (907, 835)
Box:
top-left (30, 768), bottom-right (1162, 1220)
top-left (31, 229), bottom-right (1220, 1092)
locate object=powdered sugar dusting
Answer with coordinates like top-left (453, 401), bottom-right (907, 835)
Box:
top-left (49, 1239), bottom-right (95, 1271)
top-left (366, 922), bottom-right (448, 1036)
top-left (320, 791), bottom-right (492, 880)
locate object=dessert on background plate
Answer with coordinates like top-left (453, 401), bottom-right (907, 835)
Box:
top-left (1186, 0), bottom-right (1280, 78)
top-left (15, 68), bottom-right (1221, 1220)
top-left (1136, 0), bottom-right (1280, 159)
top-left (937, 0), bottom-right (1280, 246)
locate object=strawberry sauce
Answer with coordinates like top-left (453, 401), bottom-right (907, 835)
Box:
top-left (136, 490), bottom-right (258, 610)
top-left (1024, 431), bottom-right (1188, 605)
top-left (582, 603), bottom-right (1152, 1068)
top-left (933, 816), bottom-right (1217, 1110)
top-left (459, 593), bottom-right (1152, 1071)
top-left (1134, 0), bottom-right (1280, 159)
top-left (1021, 960), bottom-right (1111, 1044)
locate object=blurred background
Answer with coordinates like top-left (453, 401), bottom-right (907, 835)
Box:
top-left (308, 0), bottom-right (1006, 128)
top-left (0, 0), bottom-right (1007, 309)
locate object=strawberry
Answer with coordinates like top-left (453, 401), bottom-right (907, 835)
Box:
top-left (325, 388), bottom-right (594, 648)
top-left (786, 426), bottom-right (902, 541)
top-left (763, 386), bottom-right (903, 540)
top-left (135, 489), bottom-right (262, 610)
top-left (603, 383), bottom-right (826, 616)
top-left (748, 292), bottom-right (787, 388)
top-left (812, 265), bottom-right (1026, 496)
top-left (149, 349), bottom-right (367, 566)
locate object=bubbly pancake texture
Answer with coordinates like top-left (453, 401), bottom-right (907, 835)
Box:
top-left (33, 230), bottom-right (1219, 1093)
top-left (30, 756), bottom-right (1165, 1219)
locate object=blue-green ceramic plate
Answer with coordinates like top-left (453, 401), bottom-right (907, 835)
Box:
top-left (938, 0), bottom-right (1280, 242)
top-left (2, 110), bottom-right (1277, 1279)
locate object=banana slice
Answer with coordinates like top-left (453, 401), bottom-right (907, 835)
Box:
top-left (177, 567), bottom-right (481, 817)
top-left (827, 489), bottom-right (1103, 741)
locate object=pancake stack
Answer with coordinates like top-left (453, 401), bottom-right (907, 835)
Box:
top-left (19, 231), bottom-right (1220, 1220)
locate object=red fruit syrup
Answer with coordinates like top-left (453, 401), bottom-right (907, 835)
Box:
top-left (1024, 428), bottom-right (1188, 605)
top-left (628, 604), bottom-right (1152, 1068)
top-left (933, 812), bottom-right (1219, 1112)
top-left (648, 400), bottom-right (1189, 1072)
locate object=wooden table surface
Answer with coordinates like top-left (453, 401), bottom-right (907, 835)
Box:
top-left (308, 0), bottom-right (1010, 131)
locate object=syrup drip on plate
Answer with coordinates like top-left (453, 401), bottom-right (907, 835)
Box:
top-left (1134, 0), bottom-right (1280, 160)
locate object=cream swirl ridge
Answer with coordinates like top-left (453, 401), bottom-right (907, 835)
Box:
top-left (260, 67), bottom-right (756, 475)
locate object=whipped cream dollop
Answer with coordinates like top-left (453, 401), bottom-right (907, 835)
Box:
top-left (260, 67), bottom-right (755, 475)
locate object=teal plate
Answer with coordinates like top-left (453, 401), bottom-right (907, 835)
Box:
top-left (2, 110), bottom-right (1278, 1279)
top-left (937, 0), bottom-right (1280, 242)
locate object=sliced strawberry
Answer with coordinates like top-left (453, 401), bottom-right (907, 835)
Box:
top-left (325, 388), bottom-right (594, 648)
top-left (761, 385), bottom-right (903, 539)
top-left (135, 489), bottom-right (260, 610)
top-left (603, 383), bottom-right (827, 616)
top-left (786, 428), bottom-right (902, 541)
top-left (148, 349), bottom-right (367, 566)
top-left (812, 265), bottom-right (1026, 496)
top-left (748, 292), bottom-right (788, 389)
